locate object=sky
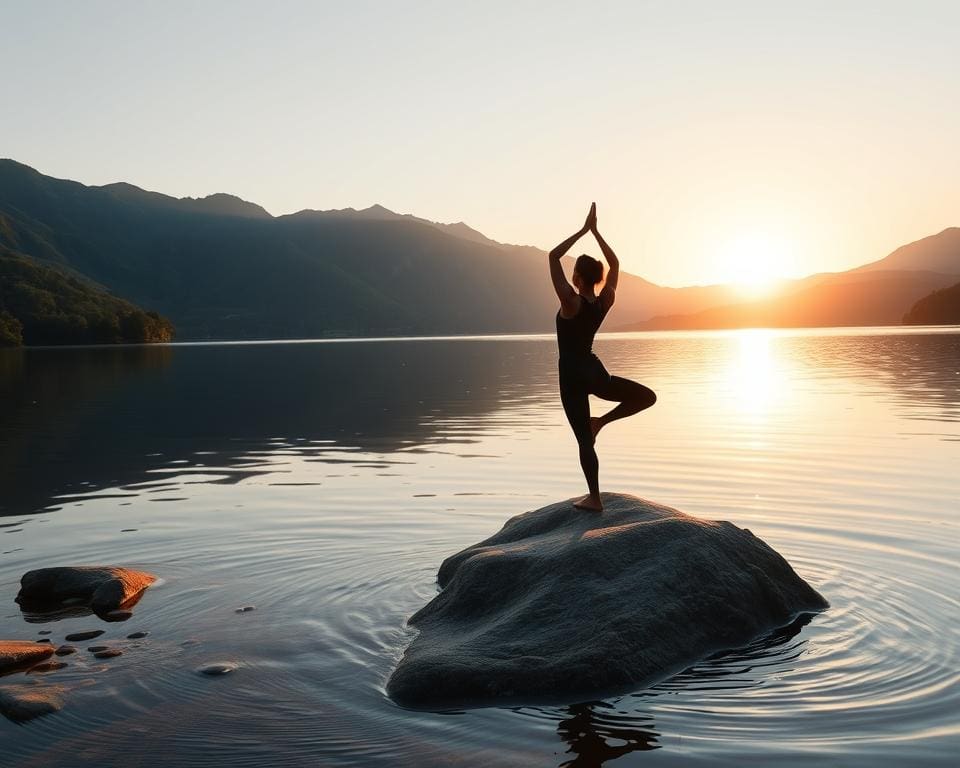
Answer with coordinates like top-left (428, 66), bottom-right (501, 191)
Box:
top-left (3, 0), bottom-right (958, 287)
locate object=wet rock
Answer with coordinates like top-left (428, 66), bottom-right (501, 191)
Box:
top-left (37, 630), bottom-right (51, 636)
top-left (87, 646), bottom-right (110, 653)
top-left (388, 493), bottom-right (829, 709)
top-left (234, 606), bottom-right (256, 613)
top-left (0, 641), bottom-right (55, 673)
top-left (197, 663), bottom-right (237, 676)
top-left (126, 631), bottom-right (149, 639)
top-left (54, 645), bottom-right (77, 656)
top-left (0, 685), bottom-right (64, 722)
top-left (93, 649), bottom-right (122, 659)
top-left (26, 661), bottom-right (68, 674)
top-left (103, 610), bottom-right (133, 622)
top-left (35, 638), bottom-right (52, 643)
top-left (64, 630), bottom-right (104, 642)
top-left (17, 566), bottom-right (157, 613)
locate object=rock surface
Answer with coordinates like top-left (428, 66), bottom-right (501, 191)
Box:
top-left (0, 641), bottom-right (55, 673)
top-left (387, 493), bottom-right (829, 709)
top-left (16, 566), bottom-right (156, 613)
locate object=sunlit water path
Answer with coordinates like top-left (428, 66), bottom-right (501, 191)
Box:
top-left (1, 327), bottom-right (957, 766)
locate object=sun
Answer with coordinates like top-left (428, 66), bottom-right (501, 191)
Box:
top-left (716, 232), bottom-right (798, 297)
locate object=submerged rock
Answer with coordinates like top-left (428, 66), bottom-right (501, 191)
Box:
top-left (388, 493), bottom-right (828, 709)
top-left (26, 661), bottom-right (68, 674)
top-left (64, 630), bottom-right (104, 642)
top-left (17, 566), bottom-right (156, 613)
top-left (0, 641), bottom-right (55, 673)
top-left (197, 663), bottom-right (237, 676)
top-left (0, 685), bottom-right (64, 722)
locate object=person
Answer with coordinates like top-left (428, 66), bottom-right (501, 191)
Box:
top-left (549, 203), bottom-right (657, 511)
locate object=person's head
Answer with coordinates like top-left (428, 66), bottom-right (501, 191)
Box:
top-left (573, 254), bottom-right (604, 292)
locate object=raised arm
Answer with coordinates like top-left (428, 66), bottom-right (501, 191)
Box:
top-left (548, 204), bottom-right (596, 314)
top-left (593, 221), bottom-right (619, 310)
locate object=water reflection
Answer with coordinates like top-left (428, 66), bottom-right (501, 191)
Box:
top-left (723, 329), bottom-right (788, 417)
top-left (0, 340), bottom-right (556, 515)
top-left (556, 703), bottom-right (660, 766)
top-left (1, 330), bottom-right (958, 517)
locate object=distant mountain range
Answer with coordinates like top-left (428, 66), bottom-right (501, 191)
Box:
top-left (0, 159), bottom-right (957, 341)
top-left (617, 228), bottom-right (960, 331)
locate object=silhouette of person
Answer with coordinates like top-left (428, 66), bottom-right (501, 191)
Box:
top-left (549, 203), bottom-right (657, 511)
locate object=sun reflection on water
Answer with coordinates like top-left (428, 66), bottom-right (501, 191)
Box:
top-left (724, 329), bottom-right (789, 419)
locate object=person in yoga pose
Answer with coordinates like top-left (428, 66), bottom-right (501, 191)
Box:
top-left (549, 203), bottom-right (657, 511)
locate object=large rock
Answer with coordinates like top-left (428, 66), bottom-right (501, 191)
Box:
top-left (16, 566), bottom-right (157, 613)
top-left (0, 641), bottom-right (55, 673)
top-left (388, 493), bottom-right (828, 709)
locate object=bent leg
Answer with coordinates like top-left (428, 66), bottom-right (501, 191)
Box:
top-left (592, 375), bottom-right (657, 428)
top-left (560, 383), bottom-right (600, 498)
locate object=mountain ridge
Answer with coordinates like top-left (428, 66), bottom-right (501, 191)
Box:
top-left (1, 159), bottom-right (956, 338)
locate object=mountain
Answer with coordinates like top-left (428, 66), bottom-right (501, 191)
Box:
top-left (0, 160), bottom-right (734, 340)
top-left (855, 227), bottom-right (960, 274)
top-left (903, 281), bottom-right (960, 325)
top-left (2, 159), bottom-right (955, 339)
top-left (622, 269), bottom-right (959, 331)
top-left (0, 246), bottom-right (174, 346)
top-left (618, 231), bottom-right (960, 332)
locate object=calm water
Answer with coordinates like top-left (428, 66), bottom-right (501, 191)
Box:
top-left (1, 328), bottom-right (958, 767)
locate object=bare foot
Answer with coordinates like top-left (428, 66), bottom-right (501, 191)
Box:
top-left (589, 417), bottom-right (604, 442)
top-left (573, 493), bottom-right (604, 512)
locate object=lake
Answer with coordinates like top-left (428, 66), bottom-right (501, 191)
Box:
top-left (1, 327), bottom-right (958, 767)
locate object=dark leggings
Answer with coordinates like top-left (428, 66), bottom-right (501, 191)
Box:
top-left (559, 362), bottom-right (657, 497)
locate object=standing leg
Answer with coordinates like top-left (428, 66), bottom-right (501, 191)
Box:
top-left (559, 382), bottom-right (602, 510)
top-left (591, 375), bottom-right (656, 436)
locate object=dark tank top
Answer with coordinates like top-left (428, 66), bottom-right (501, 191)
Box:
top-left (556, 296), bottom-right (608, 364)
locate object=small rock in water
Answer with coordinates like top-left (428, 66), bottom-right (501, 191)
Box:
top-left (234, 606), bottom-right (256, 613)
top-left (0, 641), bottom-right (55, 672)
top-left (197, 663), bottom-right (237, 676)
top-left (17, 566), bottom-right (157, 613)
top-left (0, 686), bottom-right (64, 722)
top-left (54, 645), bottom-right (76, 656)
top-left (104, 610), bottom-right (133, 622)
top-left (126, 631), bottom-right (149, 639)
top-left (38, 630), bottom-right (52, 636)
top-left (87, 645), bottom-right (110, 653)
top-left (27, 661), bottom-right (68, 674)
top-left (93, 649), bottom-right (122, 659)
top-left (35, 638), bottom-right (52, 644)
top-left (65, 630), bottom-right (104, 642)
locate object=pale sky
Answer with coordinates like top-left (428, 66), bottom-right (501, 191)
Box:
top-left (3, 0), bottom-right (958, 286)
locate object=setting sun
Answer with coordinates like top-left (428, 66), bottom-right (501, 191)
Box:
top-left (717, 233), bottom-right (799, 297)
